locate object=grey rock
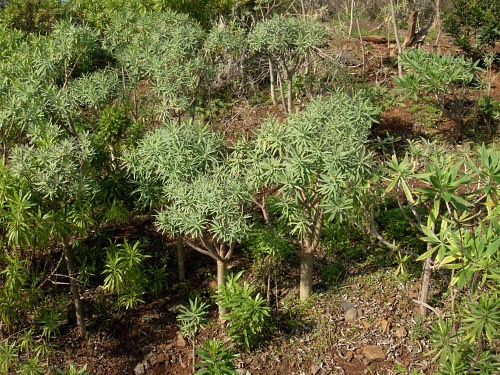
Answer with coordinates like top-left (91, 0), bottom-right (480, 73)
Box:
top-left (341, 302), bottom-right (354, 312)
top-left (362, 345), bottom-right (386, 361)
top-left (134, 363), bottom-right (145, 375)
top-left (345, 308), bottom-right (358, 323)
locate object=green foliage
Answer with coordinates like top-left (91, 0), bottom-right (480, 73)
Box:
top-left (204, 23), bottom-right (246, 59)
top-left (395, 49), bottom-right (482, 131)
top-left (215, 272), bottom-right (270, 350)
top-left (0, 333), bottom-right (56, 375)
top-left (0, 340), bottom-right (17, 373)
top-left (320, 262), bottom-right (344, 287)
top-left (243, 225), bottom-right (294, 258)
top-left (124, 120), bottom-right (223, 209)
top-left (407, 103), bottom-right (441, 129)
top-left (239, 90), bottom-right (377, 242)
top-left (104, 11), bottom-right (206, 119)
top-left (195, 339), bottom-right (237, 375)
top-left (56, 365), bottom-right (88, 375)
top-left (156, 167), bottom-right (251, 249)
top-left (203, 22), bottom-right (247, 96)
top-left (0, 0), bottom-right (72, 34)
top-left (148, 265), bottom-right (167, 297)
top-left (17, 356), bottom-right (44, 375)
top-left (384, 141), bottom-right (499, 374)
top-left (249, 14), bottom-right (328, 112)
top-left (243, 226), bottom-right (293, 289)
top-left (8, 126), bottom-right (97, 247)
top-left (36, 306), bottom-right (65, 339)
top-left (249, 15), bottom-right (327, 57)
top-left (0, 253), bottom-right (41, 330)
top-left (68, 69), bottom-right (120, 110)
top-left (177, 297), bottom-right (209, 340)
top-left (74, 0), bottom-right (228, 31)
top-left (477, 95), bottom-right (499, 135)
top-left (102, 239), bottom-right (149, 309)
top-left (444, 0), bottom-right (499, 56)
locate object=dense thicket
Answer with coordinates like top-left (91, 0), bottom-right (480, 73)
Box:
top-left (0, 1), bottom-right (498, 374)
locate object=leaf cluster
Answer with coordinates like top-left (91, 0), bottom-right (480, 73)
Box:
top-left (102, 239), bottom-right (150, 309)
top-left (195, 339), bottom-right (237, 375)
top-left (215, 271), bottom-right (270, 350)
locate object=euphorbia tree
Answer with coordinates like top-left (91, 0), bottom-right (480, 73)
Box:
top-left (124, 121), bottom-right (223, 281)
top-left (236, 90), bottom-right (377, 300)
top-left (156, 167), bottom-right (251, 317)
top-left (394, 49), bottom-right (482, 138)
top-left (9, 126), bottom-right (97, 337)
top-left (249, 15), bottom-right (328, 113)
top-left (0, 20), bottom-right (99, 157)
top-left (105, 11), bottom-right (207, 123)
top-left (379, 141), bottom-right (499, 316)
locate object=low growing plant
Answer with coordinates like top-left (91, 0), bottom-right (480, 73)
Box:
top-left (395, 49), bottom-right (482, 137)
top-left (177, 297), bottom-right (209, 373)
top-left (243, 226), bottom-right (293, 303)
top-left (215, 272), bottom-right (270, 351)
top-left (102, 239), bottom-right (149, 309)
top-left (195, 339), bottom-right (237, 375)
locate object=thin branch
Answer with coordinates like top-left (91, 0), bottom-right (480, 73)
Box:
top-left (359, 200), bottom-right (419, 258)
top-left (184, 239), bottom-right (221, 262)
top-left (411, 299), bottom-right (442, 318)
top-left (38, 252), bottom-right (65, 289)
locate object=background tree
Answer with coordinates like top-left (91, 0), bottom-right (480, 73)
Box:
top-left (249, 15), bottom-right (328, 114)
top-left (444, 0), bottom-right (499, 57)
top-left (395, 49), bottom-right (482, 139)
top-left (236, 90), bottom-right (377, 300)
top-left (9, 126), bottom-right (97, 337)
top-left (104, 11), bottom-right (207, 124)
top-left (0, 0), bottom-right (71, 34)
top-left (380, 141), bottom-right (498, 317)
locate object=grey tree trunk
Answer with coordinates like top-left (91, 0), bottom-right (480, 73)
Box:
top-left (419, 250), bottom-right (434, 316)
top-left (434, 0), bottom-right (441, 46)
top-left (299, 252), bottom-right (314, 301)
top-left (269, 59), bottom-right (278, 106)
top-left (62, 240), bottom-right (87, 337)
top-left (277, 71), bottom-right (288, 113)
top-left (389, 0), bottom-right (403, 77)
top-left (216, 260), bottom-right (227, 318)
top-left (176, 234), bottom-right (185, 281)
top-left (287, 71), bottom-right (294, 114)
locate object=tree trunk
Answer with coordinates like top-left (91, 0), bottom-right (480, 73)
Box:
top-left (216, 260), bottom-right (227, 318)
top-left (277, 71), bottom-right (288, 114)
top-left (299, 252), bottom-right (314, 301)
top-left (269, 59), bottom-right (278, 106)
top-left (286, 71), bottom-right (293, 114)
top-left (434, 0), bottom-right (441, 46)
top-left (62, 240), bottom-right (87, 337)
top-left (389, 0), bottom-right (403, 77)
top-left (348, 0), bottom-right (355, 38)
top-left (176, 234), bottom-right (185, 281)
top-left (356, 17), bottom-right (366, 74)
top-left (419, 250), bottom-right (434, 316)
